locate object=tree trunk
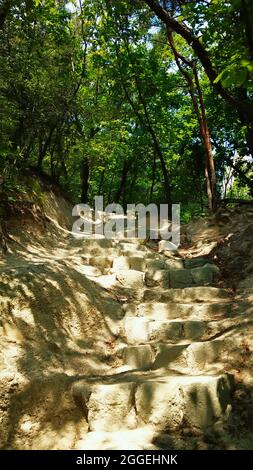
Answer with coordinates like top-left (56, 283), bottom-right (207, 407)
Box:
top-left (81, 158), bottom-right (90, 204)
top-left (167, 28), bottom-right (216, 210)
top-left (37, 126), bottom-right (56, 170)
top-left (114, 159), bottom-right (130, 204)
top-left (133, 75), bottom-right (172, 207)
top-left (143, 0), bottom-right (253, 156)
top-left (193, 67), bottom-right (217, 209)
top-left (154, 137), bottom-right (172, 206)
top-left (150, 150), bottom-right (157, 200)
top-left (116, 41), bottom-right (172, 209)
top-left (98, 169), bottom-right (105, 194)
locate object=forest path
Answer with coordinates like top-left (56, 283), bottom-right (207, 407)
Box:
top-left (1, 211), bottom-right (253, 450)
top-left (67, 237), bottom-right (247, 450)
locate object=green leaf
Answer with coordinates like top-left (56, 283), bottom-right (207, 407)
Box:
top-left (233, 68), bottom-right (248, 86)
top-left (214, 71), bottom-right (224, 84)
top-left (241, 59), bottom-right (251, 67)
top-left (221, 68), bottom-right (248, 88)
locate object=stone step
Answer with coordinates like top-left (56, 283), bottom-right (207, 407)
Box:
top-left (119, 243), bottom-right (146, 254)
top-left (124, 316), bottom-right (230, 345)
top-left (83, 239), bottom-right (117, 249)
top-left (145, 264), bottom-right (220, 288)
top-left (112, 256), bottom-right (130, 272)
top-left (135, 374), bottom-right (233, 432)
top-left (118, 239), bottom-right (144, 245)
top-left (184, 257), bottom-right (211, 269)
top-left (81, 239), bottom-right (119, 257)
top-left (143, 286), bottom-right (231, 303)
top-left (116, 270), bottom-right (145, 289)
top-left (123, 301), bottom-right (232, 321)
top-left (145, 269), bottom-right (170, 287)
top-left (146, 258), bottom-right (167, 272)
top-left (120, 338), bottom-right (226, 373)
top-left (129, 256), bottom-right (147, 272)
top-left (72, 373), bottom-right (233, 434)
top-left (113, 255), bottom-right (147, 273)
top-left (113, 254), bottom-right (184, 274)
top-left (111, 254), bottom-right (210, 275)
top-left (121, 250), bottom-right (154, 259)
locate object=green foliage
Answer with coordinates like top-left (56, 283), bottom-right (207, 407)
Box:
top-left (0, 0), bottom-right (252, 221)
top-left (181, 203), bottom-right (208, 225)
top-left (214, 57), bottom-right (253, 88)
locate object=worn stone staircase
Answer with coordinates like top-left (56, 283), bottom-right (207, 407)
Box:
top-left (72, 238), bottom-right (235, 450)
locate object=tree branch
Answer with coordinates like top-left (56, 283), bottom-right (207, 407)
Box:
top-left (142, 0), bottom-right (253, 119)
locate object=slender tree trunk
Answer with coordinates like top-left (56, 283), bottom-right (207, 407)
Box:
top-left (167, 29), bottom-right (216, 209)
top-left (143, 1), bottom-right (253, 115)
top-left (115, 41), bottom-right (172, 209)
top-left (114, 159), bottom-right (130, 204)
top-left (78, 127), bottom-right (101, 204)
top-left (150, 150), bottom-right (157, 200)
top-left (133, 74), bottom-right (172, 207)
top-left (193, 67), bottom-right (217, 208)
top-left (211, 135), bottom-right (253, 196)
top-left (37, 126), bottom-right (56, 170)
top-left (147, 119), bottom-right (172, 206)
top-left (81, 158), bottom-right (90, 204)
top-left (143, 0), bottom-right (253, 157)
top-left (155, 140), bottom-right (172, 206)
top-left (37, 141), bottom-right (45, 171)
top-left (50, 149), bottom-right (56, 180)
top-left (107, 172), bottom-right (115, 205)
top-left (128, 165), bottom-right (138, 203)
top-left (121, 79), bottom-right (172, 206)
top-left (55, 133), bottom-right (68, 181)
top-left (98, 169), bottom-right (105, 194)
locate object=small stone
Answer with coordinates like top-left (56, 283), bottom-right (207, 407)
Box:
top-left (158, 241), bottom-right (178, 253)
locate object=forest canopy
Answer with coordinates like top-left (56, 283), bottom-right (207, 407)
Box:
top-left (0, 0), bottom-right (252, 221)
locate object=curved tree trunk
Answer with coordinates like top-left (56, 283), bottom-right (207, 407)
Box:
top-left (143, 0), bottom-right (253, 157)
top-left (167, 28), bottom-right (216, 210)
